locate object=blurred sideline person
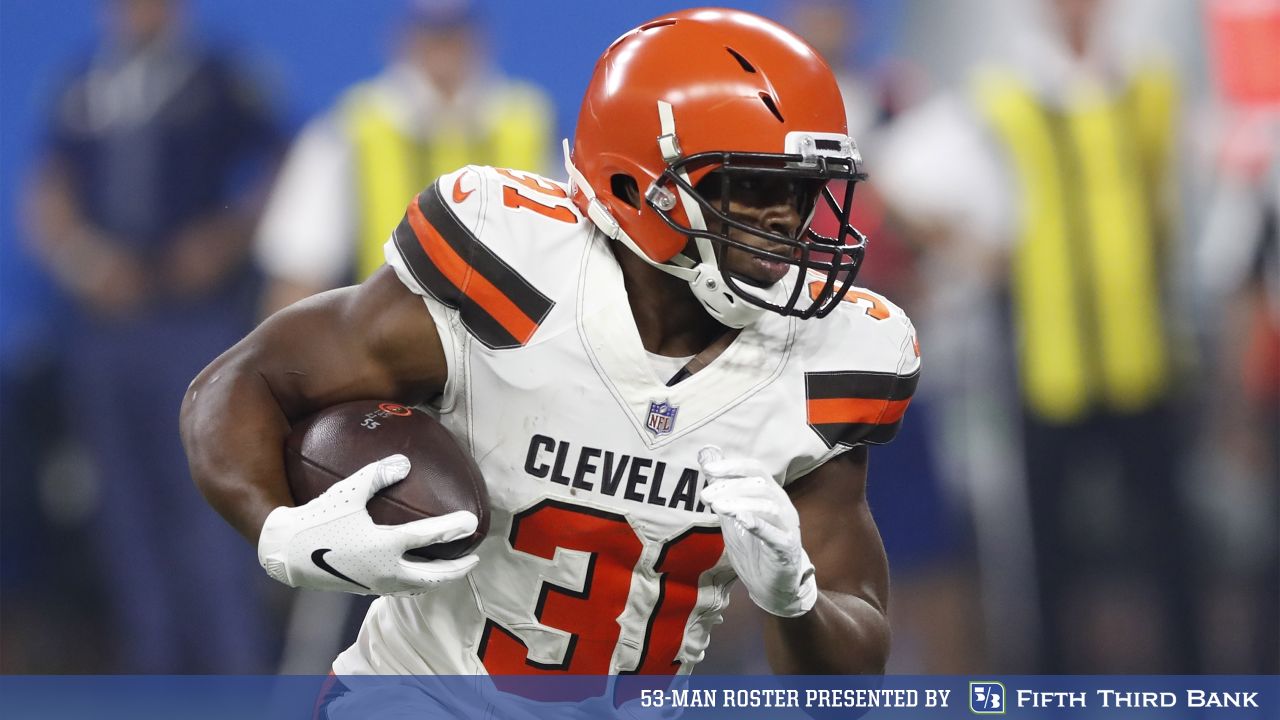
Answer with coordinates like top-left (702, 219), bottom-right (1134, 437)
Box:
top-left (254, 0), bottom-right (553, 315)
top-left (877, 0), bottom-right (1198, 672)
top-left (183, 8), bottom-right (919, 705)
top-left (22, 0), bottom-right (281, 671)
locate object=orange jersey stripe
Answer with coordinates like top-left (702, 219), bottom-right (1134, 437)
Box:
top-left (880, 398), bottom-right (911, 424)
top-left (807, 397), bottom-right (911, 426)
top-left (407, 197), bottom-right (540, 344)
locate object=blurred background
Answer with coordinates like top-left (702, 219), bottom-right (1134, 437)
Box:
top-left (1, 0), bottom-right (1275, 675)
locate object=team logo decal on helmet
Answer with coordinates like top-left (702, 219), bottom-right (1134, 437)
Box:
top-left (564, 8), bottom-right (868, 328)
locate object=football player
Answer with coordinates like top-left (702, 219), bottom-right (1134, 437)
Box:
top-left (181, 7), bottom-right (918, 687)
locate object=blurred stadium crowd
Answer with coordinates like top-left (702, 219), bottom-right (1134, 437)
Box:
top-left (1, 0), bottom-right (1275, 675)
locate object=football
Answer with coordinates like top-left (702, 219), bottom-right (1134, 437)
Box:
top-left (284, 400), bottom-right (489, 560)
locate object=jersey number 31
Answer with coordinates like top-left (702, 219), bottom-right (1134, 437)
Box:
top-left (478, 500), bottom-right (723, 686)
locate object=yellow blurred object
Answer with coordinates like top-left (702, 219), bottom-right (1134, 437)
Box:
top-left (977, 65), bottom-right (1176, 423)
top-left (345, 84), bottom-right (550, 281)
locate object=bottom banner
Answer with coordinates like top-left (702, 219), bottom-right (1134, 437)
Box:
top-left (1, 675), bottom-right (1276, 719)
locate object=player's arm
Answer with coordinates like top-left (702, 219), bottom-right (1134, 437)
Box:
top-left (762, 446), bottom-right (890, 674)
top-left (182, 267), bottom-right (479, 596)
top-left (179, 265), bottom-right (445, 544)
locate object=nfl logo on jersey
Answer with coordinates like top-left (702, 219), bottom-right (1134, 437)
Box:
top-left (646, 400), bottom-right (679, 436)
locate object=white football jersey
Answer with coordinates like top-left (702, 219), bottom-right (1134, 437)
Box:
top-left (332, 165), bottom-right (920, 679)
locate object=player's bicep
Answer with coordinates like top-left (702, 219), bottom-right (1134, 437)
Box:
top-left (248, 265), bottom-right (447, 419)
top-left (788, 446), bottom-right (889, 611)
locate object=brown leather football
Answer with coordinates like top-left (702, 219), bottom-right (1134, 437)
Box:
top-left (284, 400), bottom-right (489, 560)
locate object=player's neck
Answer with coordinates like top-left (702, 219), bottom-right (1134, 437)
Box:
top-left (611, 241), bottom-right (732, 358)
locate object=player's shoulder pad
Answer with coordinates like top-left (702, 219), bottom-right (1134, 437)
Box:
top-left (798, 284), bottom-right (921, 448)
top-left (385, 165), bottom-right (587, 350)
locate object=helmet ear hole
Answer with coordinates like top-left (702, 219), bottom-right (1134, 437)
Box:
top-left (611, 174), bottom-right (641, 208)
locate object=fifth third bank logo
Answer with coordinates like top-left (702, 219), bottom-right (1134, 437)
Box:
top-left (970, 682), bottom-right (1006, 714)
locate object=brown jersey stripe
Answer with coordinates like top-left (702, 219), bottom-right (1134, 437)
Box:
top-left (418, 184), bottom-right (555, 334)
top-left (862, 419), bottom-right (905, 445)
top-left (805, 369), bottom-right (919, 401)
top-left (400, 200), bottom-right (533, 348)
top-left (809, 418), bottom-right (906, 448)
top-left (804, 369), bottom-right (918, 448)
top-left (392, 182), bottom-right (554, 349)
top-left (392, 217), bottom-right (521, 349)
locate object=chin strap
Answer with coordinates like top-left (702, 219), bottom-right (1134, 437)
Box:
top-left (655, 101), bottom-right (714, 265)
top-left (655, 102), bottom-right (775, 329)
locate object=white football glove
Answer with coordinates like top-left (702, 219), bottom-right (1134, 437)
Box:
top-left (698, 446), bottom-right (817, 617)
top-left (257, 454), bottom-right (480, 597)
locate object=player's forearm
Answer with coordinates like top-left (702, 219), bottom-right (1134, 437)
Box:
top-left (762, 589), bottom-right (890, 675)
top-left (180, 355), bottom-right (294, 545)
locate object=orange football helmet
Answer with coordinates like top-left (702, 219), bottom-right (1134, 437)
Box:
top-left (564, 8), bottom-right (867, 327)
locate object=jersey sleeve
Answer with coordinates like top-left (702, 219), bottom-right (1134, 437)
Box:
top-left (803, 292), bottom-right (922, 449)
top-left (383, 166), bottom-right (557, 351)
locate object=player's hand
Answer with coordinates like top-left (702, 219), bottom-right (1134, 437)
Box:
top-left (698, 446), bottom-right (817, 617)
top-left (257, 454), bottom-right (480, 596)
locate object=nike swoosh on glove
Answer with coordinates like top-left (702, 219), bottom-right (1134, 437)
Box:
top-left (698, 446), bottom-right (817, 617)
top-left (257, 454), bottom-right (479, 596)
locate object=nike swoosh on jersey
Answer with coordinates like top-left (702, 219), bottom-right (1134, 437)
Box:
top-left (311, 548), bottom-right (371, 590)
top-left (452, 172), bottom-right (476, 203)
